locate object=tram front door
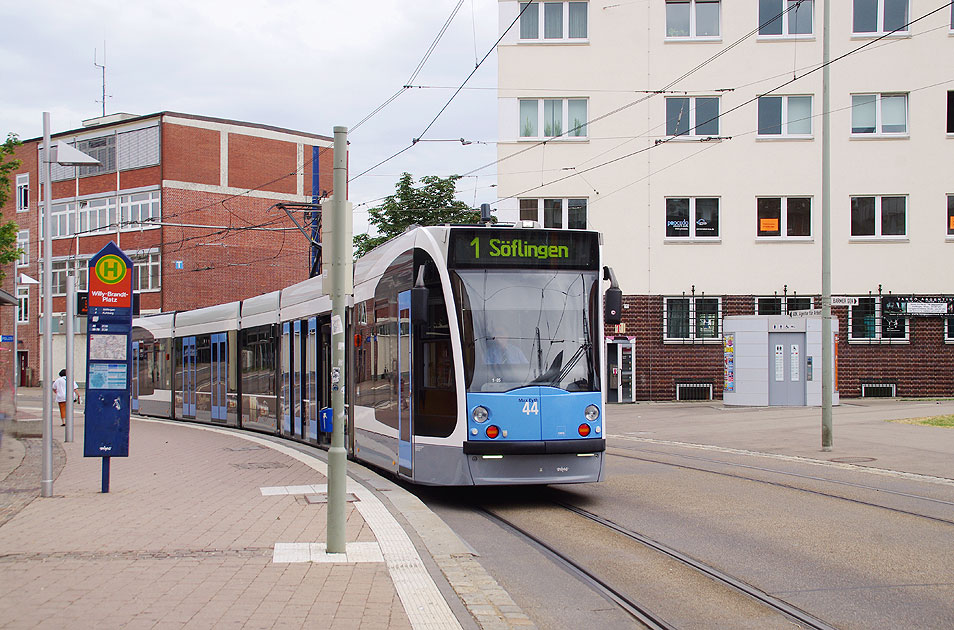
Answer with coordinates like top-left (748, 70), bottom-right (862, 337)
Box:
top-left (397, 291), bottom-right (413, 478)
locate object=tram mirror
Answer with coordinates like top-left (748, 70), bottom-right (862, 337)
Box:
top-left (605, 287), bottom-right (623, 325)
top-left (411, 286), bottom-right (429, 325)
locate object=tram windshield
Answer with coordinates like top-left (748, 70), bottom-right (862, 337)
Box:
top-left (452, 269), bottom-right (600, 393)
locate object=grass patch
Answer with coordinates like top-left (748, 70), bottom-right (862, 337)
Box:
top-left (890, 415), bottom-right (954, 428)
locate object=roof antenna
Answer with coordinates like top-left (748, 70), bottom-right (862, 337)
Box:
top-left (94, 43), bottom-right (111, 117)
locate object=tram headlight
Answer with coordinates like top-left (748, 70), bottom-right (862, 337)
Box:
top-left (472, 406), bottom-right (489, 423)
top-left (584, 404), bottom-right (600, 421)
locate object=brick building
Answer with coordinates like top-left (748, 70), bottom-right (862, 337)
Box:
top-left (2, 112), bottom-right (333, 387)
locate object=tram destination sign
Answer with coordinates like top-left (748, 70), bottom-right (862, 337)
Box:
top-left (448, 228), bottom-right (599, 270)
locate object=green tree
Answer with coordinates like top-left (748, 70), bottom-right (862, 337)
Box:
top-left (0, 133), bottom-right (24, 283)
top-left (353, 172), bottom-right (481, 258)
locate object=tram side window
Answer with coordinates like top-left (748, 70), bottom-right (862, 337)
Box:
top-left (355, 298), bottom-right (385, 414)
top-left (413, 253), bottom-right (457, 439)
top-left (195, 335), bottom-right (213, 414)
top-left (240, 326), bottom-right (278, 426)
top-left (372, 250), bottom-right (413, 430)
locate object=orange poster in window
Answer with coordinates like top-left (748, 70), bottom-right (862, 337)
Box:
top-left (949, 216), bottom-right (954, 231)
top-left (760, 218), bottom-right (779, 233)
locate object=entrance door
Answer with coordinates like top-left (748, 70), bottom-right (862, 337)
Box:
top-left (17, 351), bottom-right (27, 387)
top-left (211, 333), bottom-right (227, 421)
top-left (281, 322), bottom-right (291, 434)
top-left (305, 318), bottom-right (318, 441)
top-left (292, 321), bottom-right (302, 437)
top-left (183, 336), bottom-right (197, 418)
top-left (132, 341), bottom-right (140, 412)
top-left (397, 291), bottom-right (413, 477)
top-left (768, 332), bottom-right (806, 406)
top-left (605, 339), bottom-right (635, 403)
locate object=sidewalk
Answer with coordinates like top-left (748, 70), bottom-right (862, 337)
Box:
top-left (0, 391), bottom-right (535, 630)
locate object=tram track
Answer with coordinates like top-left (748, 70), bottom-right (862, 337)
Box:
top-left (605, 444), bottom-right (954, 527)
top-left (477, 495), bottom-right (839, 630)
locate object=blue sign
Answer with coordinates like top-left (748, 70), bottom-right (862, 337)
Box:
top-left (0, 335), bottom-right (12, 343)
top-left (84, 242), bottom-right (134, 459)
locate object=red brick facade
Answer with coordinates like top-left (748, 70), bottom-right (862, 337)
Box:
top-left (606, 295), bottom-right (954, 400)
top-left (1, 112), bottom-right (333, 385)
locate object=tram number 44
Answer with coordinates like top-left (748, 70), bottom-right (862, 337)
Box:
top-left (521, 400), bottom-right (539, 415)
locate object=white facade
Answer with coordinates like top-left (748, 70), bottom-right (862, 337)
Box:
top-left (496, 0), bottom-right (954, 296)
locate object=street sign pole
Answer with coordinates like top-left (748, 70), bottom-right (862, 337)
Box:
top-left (83, 242), bottom-right (134, 492)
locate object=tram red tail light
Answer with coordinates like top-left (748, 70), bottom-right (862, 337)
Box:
top-left (578, 423), bottom-right (591, 437)
top-left (486, 425), bottom-right (500, 439)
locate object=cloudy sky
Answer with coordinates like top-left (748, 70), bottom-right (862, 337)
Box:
top-left (1, 0), bottom-right (500, 235)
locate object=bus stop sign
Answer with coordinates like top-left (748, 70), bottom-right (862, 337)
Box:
top-left (83, 242), bottom-right (134, 459)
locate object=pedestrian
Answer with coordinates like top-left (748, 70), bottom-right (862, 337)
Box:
top-left (52, 369), bottom-right (79, 427)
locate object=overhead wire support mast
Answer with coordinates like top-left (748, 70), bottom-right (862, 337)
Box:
top-left (273, 202), bottom-right (323, 277)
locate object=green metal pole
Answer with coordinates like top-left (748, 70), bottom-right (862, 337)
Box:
top-left (326, 126), bottom-right (350, 553)
top-left (821, 0), bottom-right (833, 451)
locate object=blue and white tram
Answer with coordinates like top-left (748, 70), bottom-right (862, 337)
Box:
top-left (132, 224), bottom-right (618, 485)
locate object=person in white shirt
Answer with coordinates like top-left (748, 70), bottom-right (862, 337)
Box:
top-left (51, 369), bottom-right (79, 427)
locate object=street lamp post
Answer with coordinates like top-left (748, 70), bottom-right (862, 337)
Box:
top-left (40, 112), bottom-right (100, 497)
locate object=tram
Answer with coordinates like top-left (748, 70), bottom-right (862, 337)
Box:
top-left (132, 223), bottom-right (621, 485)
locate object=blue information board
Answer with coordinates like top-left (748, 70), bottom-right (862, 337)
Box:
top-left (83, 242), bottom-right (134, 459)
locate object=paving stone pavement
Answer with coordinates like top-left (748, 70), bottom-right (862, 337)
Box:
top-left (0, 394), bottom-right (537, 630)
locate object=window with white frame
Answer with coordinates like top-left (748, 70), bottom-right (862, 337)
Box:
top-left (757, 197), bottom-right (812, 237)
top-left (16, 230), bottom-right (28, 266)
top-left (42, 203), bottom-right (77, 239)
top-left (15, 174), bottom-right (29, 212)
top-left (851, 93), bottom-right (908, 135)
top-left (666, 197), bottom-right (720, 239)
top-left (16, 287), bottom-right (28, 324)
top-left (666, 97), bottom-right (719, 137)
top-left (759, 0), bottom-right (813, 36)
top-left (946, 316), bottom-right (954, 342)
top-left (519, 198), bottom-right (587, 229)
top-left (77, 197), bottom-right (117, 235)
top-left (519, 98), bottom-right (588, 138)
top-left (665, 296), bottom-right (721, 341)
top-left (132, 252), bottom-right (161, 291)
top-left (850, 196), bottom-right (906, 237)
top-left (757, 95), bottom-right (812, 136)
top-left (947, 91), bottom-right (954, 133)
top-left (43, 259), bottom-right (88, 297)
top-left (519, 2), bottom-right (588, 40)
top-left (850, 296), bottom-right (907, 341)
top-left (120, 191), bottom-right (161, 227)
top-left (666, 0), bottom-right (720, 38)
top-left (852, 0), bottom-right (908, 35)
top-left (757, 296), bottom-right (813, 315)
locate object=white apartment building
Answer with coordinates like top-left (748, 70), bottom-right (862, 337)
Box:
top-left (495, 0), bottom-right (954, 401)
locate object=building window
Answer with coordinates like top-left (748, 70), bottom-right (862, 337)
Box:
top-left (852, 0), bottom-right (908, 35)
top-left (850, 196), bottom-right (906, 238)
top-left (665, 296), bottom-right (721, 341)
top-left (757, 296), bottom-right (813, 314)
top-left (120, 191), bottom-right (161, 228)
top-left (666, 0), bottom-right (720, 39)
top-left (519, 98), bottom-right (587, 138)
top-left (16, 230), bottom-right (29, 267)
top-left (850, 296), bottom-right (908, 342)
top-left (756, 197), bottom-right (812, 238)
top-left (851, 93), bottom-right (908, 135)
top-left (947, 90), bottom-right (954, 133)
top-left (948, 195), bottom-right (954, 237)
top-left (665, 197), bottom-right (720, 239)
top-left (759, 0), bottom-right (813, 36)
top-left (519, 198), bottom-right (587, 229)
top-left (15, 174), bottom-right (28, 212)
top-left (78, 198), bottom-right (118, 235)
top-left (132, 252), bottom-right (161, 291)
top-left (43, 259), bottom-right (88, 297)
top-left (520, 2), bottom-right (588, 40)
top-left (666, 97), bottom-right (719, 137)
top-left (75, 135), bottom-right (116, 177)
top-left (946, 316), bottom-right (954, 343)
top-left (41, 202), bottom-right (77, 239)
top-left (17, 287), bottom-right (28, 324)
top-left (757, 95), bottom-right (812, 136)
